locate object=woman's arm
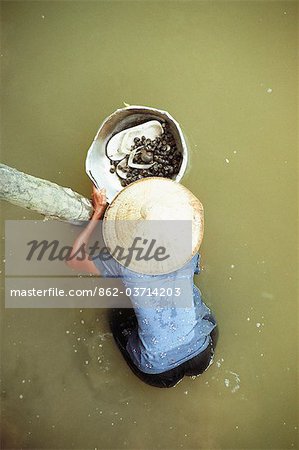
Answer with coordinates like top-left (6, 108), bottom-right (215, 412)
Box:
top-left (66, 186), bottom-right (107, 275)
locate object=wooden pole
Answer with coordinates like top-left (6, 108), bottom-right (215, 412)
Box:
top-left (0, 164), bottom-right (93, 221)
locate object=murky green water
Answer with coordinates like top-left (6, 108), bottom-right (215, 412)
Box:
top-left (1, 1), bottom-right (298, 449)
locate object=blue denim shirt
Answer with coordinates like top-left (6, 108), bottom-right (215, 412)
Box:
top-left (94, 253), bottom-right (216, 374)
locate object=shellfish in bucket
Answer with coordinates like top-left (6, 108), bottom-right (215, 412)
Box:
top-left (85, 106), bottom-right (188, 202)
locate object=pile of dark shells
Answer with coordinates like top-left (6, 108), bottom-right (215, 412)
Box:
top-left (109, 122), bottom-right (183, 186)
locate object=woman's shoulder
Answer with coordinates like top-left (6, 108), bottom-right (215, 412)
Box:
top-left (96, 252), bottom-right (201, 280)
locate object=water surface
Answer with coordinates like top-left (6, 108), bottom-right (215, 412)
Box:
top-left (1, 1), bottom-right (298, 449)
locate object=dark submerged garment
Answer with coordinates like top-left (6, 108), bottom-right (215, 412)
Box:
top-left (94, 253), bottom-right (217, 378)
top-left (109, 307), bottom-right (218, 388)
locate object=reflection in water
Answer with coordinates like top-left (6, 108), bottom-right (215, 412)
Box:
top-left (1, 1), bottom-right (298, 449)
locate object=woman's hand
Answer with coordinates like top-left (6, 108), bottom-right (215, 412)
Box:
top-left (92, 186), bottom-right (107, 214)
top-left (65, 185), bottom-right (107, 275)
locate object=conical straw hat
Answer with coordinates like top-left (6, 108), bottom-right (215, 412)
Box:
top-left (103, 177), bottom-right (204, 275)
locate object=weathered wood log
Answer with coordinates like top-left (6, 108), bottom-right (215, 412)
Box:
top-left (0, 164), bottom-right (93, 221)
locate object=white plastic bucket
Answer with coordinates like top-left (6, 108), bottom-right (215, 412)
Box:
top-left (85, 105), bottom-right (188, 202)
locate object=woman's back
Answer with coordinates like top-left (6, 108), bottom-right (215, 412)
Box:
top-left (94, 253), bottom-right (216, 374)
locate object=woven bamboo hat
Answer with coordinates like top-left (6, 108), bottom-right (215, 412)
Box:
top-left (103, 177), bottom-right (204, 275)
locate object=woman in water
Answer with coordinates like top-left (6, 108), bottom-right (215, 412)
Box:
top-left (67, 179), bottom-right (218, 388)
